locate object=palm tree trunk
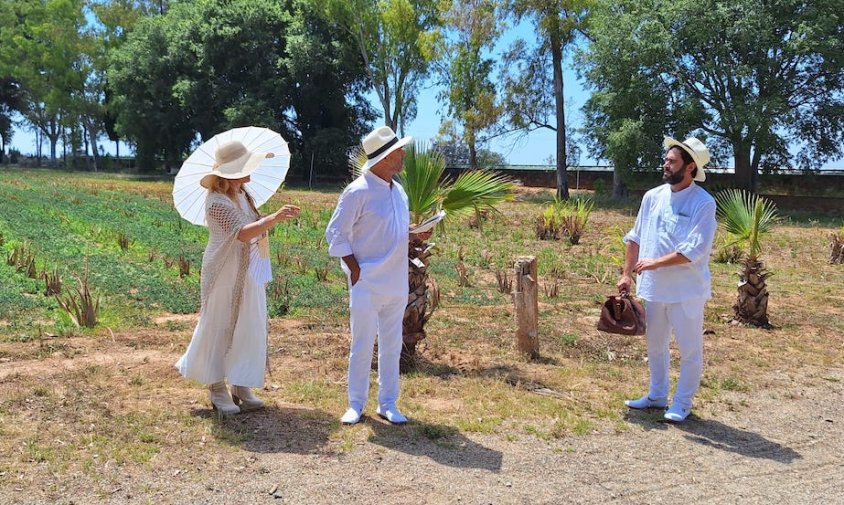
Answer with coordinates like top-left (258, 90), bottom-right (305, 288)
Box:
top-left (401, 237), bottom-right (438, 371)
top-left (829, 231), bottom-right (844, 264)
top-left (733, 259), bottom-right (772, 327)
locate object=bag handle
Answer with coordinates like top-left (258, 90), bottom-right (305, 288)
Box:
top-left (613, 290), bottom-right (632, 320)
top-left (612, 297), bottom-right (624, 321)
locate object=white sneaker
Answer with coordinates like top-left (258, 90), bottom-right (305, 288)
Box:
top-left (340, 408), bottom-right (362, 425)
top-left (663, 404), bottom-right (691, 423)
top-left (376, 405), bottom-right (408, 425)
top-left (624, 395), bottom-right (668, 410)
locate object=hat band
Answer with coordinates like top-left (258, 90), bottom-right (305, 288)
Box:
top-left (367, 137), bottom-right (398, 160)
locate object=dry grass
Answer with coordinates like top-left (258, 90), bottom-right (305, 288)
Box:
top-left (1, 184), bottom-right (843, 497)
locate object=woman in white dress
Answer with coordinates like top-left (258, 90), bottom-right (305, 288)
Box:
top-left (176, 141), bottom-right (300, 415)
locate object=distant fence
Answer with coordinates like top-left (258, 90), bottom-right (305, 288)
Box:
top-left (446, 164), bottom-right (844, 191)
top-left (445, 165), bottom-right (844, 211)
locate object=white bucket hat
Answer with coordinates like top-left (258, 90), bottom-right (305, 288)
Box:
top-left (663, 136), bottom-right (710, 182)
top-left (200, 141), bottom-right (275, 188)
top-left (363, 126), bottom-right (413, 170)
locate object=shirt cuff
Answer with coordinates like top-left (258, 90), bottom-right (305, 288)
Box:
top-left (328, 243), bottom-right (353, 258)
top-left (623, 231), bottom-right (639, 244)
top-left (676, 242), bottom-right (704, 263)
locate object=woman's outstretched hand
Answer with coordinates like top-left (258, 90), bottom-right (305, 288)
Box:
top-left (272, 204), bottom-right (300, 223)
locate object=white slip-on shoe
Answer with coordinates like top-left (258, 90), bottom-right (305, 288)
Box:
top-left (230, 385), bottom-right (265, 411)
top-left (376, 404), bottom-right (408, 425)
top-left (663, 404), bottom-right (691, 423)
top-left (340, 408), bottom-right (362, 425)
top-left (209, 382), bottom-right (240, 415)
top-left (624, 395), bottom-right (668, 410)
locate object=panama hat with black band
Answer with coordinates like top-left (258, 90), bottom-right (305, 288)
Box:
top-left (363, 126), bottom-right (413, 171)
top-left (663, 136), bottom-right (710, 182)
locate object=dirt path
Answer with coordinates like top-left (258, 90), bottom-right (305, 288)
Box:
top-left (2, 349), bottom-right (840, 505)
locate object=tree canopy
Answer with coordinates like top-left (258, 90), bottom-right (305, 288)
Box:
top-left (581, 0), bottom-right (844, 193)
top-left (108, 0), bottom-right (373, 175)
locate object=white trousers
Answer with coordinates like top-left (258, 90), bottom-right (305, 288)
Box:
top-left (644, 299), bottom-right (706, 410)
top-left (347, 284), bottom-right (405, 412)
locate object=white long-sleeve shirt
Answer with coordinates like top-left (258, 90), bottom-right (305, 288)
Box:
top-left (325, 171), bottom-right (410, 297)
top-left (624, 182), bottom-right (717, 303)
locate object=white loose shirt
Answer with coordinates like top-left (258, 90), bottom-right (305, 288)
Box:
top-left (624, 182), bottom-right (717, 303)
top-left (325, 171), bottom-right (410, 297)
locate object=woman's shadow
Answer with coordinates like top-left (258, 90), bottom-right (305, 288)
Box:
top-left (625, 410), bottom-right (801, 464)
top-left (365, 416), bottom-right (503, 472)
top-left (191, 404), bottom-right (335, 455)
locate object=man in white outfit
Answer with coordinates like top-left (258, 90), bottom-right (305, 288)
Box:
top-left (325, 126), bottom-right (431, 425)
top-left (618, 136), bottom-right (718, 423)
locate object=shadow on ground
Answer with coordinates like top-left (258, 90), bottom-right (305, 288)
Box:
top-left (191, 404), bottom-right (335, 455)
top-left (624, 409), bottom-right (802, 463)
top-left (366, 417), bottom-right (503, 472)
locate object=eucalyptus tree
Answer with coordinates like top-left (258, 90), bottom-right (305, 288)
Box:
top-left (435, 0), bottom-right (504, 169)
top-left (501, 0), bottom-right (591, 199)
top-left (315, 0), bottom-right (439, 135)
top-left (581, 0), bottom-right (844, 193)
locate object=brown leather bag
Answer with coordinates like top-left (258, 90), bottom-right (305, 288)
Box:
top-left (597, 292), bottom-right (646, 335)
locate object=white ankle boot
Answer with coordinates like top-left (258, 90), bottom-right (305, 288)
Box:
top-left (230, 385), bottom-right (265, 411)
top-left (209, 382), bottom-right (240, 415)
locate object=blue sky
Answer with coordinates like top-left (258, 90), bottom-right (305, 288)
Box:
top-left (7, 18), bottom-right (842, 169)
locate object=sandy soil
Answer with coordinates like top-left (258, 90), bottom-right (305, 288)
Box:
top-left (0, 341), bottom-right (840, 505)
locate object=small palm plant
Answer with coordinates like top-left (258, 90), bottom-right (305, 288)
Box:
top-left (351, 143), bottom-right (515, 369)
top-left (715, 189), bottom-right (779, 328)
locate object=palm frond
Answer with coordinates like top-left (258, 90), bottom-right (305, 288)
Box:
top-left (349, 146), bottom-right (368, 180)
top-left (397, 143), bottom-right (446, 224)
top-left (715, 189), bottom-right (778, 259)
top-left (441, 170), bottom-right (516, 218)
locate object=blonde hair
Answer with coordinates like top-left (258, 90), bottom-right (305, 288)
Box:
top-left (207, 175), bottom-right (261, 217)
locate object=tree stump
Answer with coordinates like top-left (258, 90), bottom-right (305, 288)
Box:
top-left (513, 256), bottom-right (539, 359)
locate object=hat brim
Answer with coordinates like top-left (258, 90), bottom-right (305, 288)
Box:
top-left (364, 136), bottom-right (413, 170)
top-left (663, 137), bottom-right (706, 182)
top-left (200, 151), bottom-right (274, 188)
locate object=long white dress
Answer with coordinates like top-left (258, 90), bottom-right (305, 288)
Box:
top-left (175, 192), bottom-right (268, 387)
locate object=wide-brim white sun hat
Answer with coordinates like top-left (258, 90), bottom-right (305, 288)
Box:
top-left (363, 125), bottom-right (413, 170)
top-left (173, 126), bottom-right (291, 226)
top-left (663, 136), bottom-right (710, 182)
top-left (198, 141), bottom-right (274, 188)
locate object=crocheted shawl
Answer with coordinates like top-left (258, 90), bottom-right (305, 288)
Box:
top-left (200, 190), bottom-right (258, 352)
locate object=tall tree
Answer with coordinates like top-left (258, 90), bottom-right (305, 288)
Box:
top-left (436, 0), bottom-right (503, 169)
top-left (502, 0), bottom-right (591, 199)
top-left (315, 0), bottom-right (438, 135)
top-left (581, 0), bottom-right (844, 193)
top-left (0, 78), bottom-right (23, 163)
top-left (91, 0), bottom-right (165, 161)
top-left (6, 0), bottom-right (88, 167)
top-left (109, 0), bottom-right (371, 174)
top-left (108, 11), bottom-right (193, 171)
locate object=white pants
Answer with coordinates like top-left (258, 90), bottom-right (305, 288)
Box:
top-left (347, 284), bottom-right (405, 412)
top-left (644, 299), bottom-right (706, 410)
